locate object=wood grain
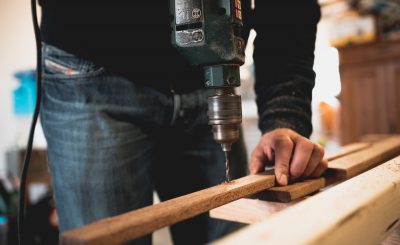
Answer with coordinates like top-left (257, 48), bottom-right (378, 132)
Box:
top-left (214, 156), bottom-right (400, 245)
top-left (360, 134), bottom-right (391, 143)
top-left (256, 136), bottom-right (400, 203)
top-left (210, 198), bottom-right (300, 224)
top-left (60, 173), bottom-right (275, 245)
top-left (325, 142), bottom-right (370, 161)
top-left (253, 177), bottom-right (329, 203)
top-left (329, 136), bottom-right (400, 178)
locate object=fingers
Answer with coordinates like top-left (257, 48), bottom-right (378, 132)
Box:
top-left (289, 137), bottom-right (313, 181)
top-left (290, 140), bottom-right (327, 180)
top-left (310, 158), bottom-right (329, 178)
top-left (302, 144), bottom-right (325, 177)
top-left (249, 128), bottom-right (328, 187)
top-left (272, 135), bottom-right (293, 186)
top-left (250, 145), bottom-right (266, 174)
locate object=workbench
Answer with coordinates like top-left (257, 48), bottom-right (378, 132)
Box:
top-left (60, 135), bottom-right (400, 245)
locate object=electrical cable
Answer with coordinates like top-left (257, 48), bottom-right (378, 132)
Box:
top-left (18, 0), bottom-right (42, 244)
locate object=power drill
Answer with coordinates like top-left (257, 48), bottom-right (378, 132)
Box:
top-left (170, 0), bottom-right (245, 181)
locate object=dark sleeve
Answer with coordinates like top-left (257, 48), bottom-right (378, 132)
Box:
top-left (253, 1), bottom-right (321, 137)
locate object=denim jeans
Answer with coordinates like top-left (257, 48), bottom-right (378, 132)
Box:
top-left (40, 43), bottom-right (248, 245)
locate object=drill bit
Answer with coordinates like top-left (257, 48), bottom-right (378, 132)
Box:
top-left (224, 151), bottom-right (231, 183)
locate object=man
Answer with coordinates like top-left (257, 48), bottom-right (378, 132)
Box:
top-left (39, 1), bottom-right (327, 244)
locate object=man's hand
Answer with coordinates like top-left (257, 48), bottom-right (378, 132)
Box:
top-left (250, 128), bottom-right (328, 186)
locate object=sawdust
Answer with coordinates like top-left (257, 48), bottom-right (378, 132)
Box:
top-left (384, 159), bottom-right (400, 172)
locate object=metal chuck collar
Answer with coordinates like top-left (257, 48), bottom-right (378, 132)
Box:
top-left (207, 88), bottom-right (242, 152)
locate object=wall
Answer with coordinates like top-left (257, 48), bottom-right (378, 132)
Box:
top-left (0, 0), bottom-right (45, 171)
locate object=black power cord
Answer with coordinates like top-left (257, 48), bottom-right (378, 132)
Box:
top-left (18, 0), bottom-right (42, 244)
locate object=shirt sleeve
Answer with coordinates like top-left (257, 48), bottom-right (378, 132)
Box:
top-left (252, 1), bottom-right (321, 137)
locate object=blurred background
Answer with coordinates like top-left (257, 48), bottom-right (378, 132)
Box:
top-left (0, 0), bottom-right (400, 244)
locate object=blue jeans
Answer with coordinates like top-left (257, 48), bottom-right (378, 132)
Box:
top-left (40, 43), bottom-right (248, 244)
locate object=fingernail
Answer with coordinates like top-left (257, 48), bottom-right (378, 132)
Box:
top-left (279, 174), bottom-right (288, 186)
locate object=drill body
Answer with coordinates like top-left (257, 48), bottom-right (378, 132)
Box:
top-left (170, 0), bottom-right (245, 155)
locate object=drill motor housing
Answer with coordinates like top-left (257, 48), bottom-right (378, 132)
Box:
top-left (170, 0), bottom-right (245, 152)
top-left (170, 0), bottom-right (245, 81)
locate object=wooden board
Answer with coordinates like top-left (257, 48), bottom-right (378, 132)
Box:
top-left (325, 142), bottom-right (370, 161)
top-left (214, 156), bottom-right (400, 245)
top-left (257, 136), bottom-right (400, 202)
top-left (60, 173), bottom-right (275, 245)
top-left (360, 134), bottom-right (391, 143)
top-left (329, 136), bottom-right (400, 178)
top-left (252, 177), bottom-right (331, 203)
top-left (209, 198), bottom-right (300, 224)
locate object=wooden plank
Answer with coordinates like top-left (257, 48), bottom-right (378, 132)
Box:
top-left (214, 156), bottom-right (400, 245)
top-left (209, 179), bottom-right (331, 223)
top-left (329, 136), bottom-right (400, 178)
top-left (60, 173), bottom-right (275, 245)
top-left (257, 136), bottom-right (400, 202)
top-left (252, 177), bottom-right (331, 203)
top-left (209, 198), bottom-right (300, 224)
top-left (360, 134), bottom-right (391, 143)
top-left (325, 142), bottom-right (370, 161)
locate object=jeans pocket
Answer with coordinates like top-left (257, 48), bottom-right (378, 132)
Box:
top-left (41, 43), bottom-right (105, 81)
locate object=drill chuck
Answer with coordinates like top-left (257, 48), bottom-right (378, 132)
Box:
top-left (208, 88), bottom-right (242, 152)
